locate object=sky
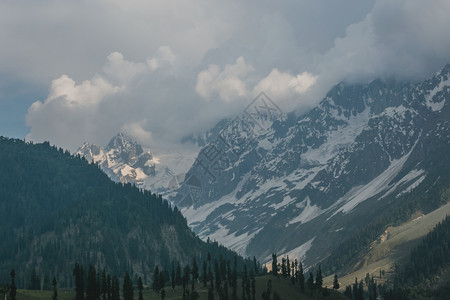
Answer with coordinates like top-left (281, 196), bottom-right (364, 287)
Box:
top-left (1, 0), bottom-right (450, 153)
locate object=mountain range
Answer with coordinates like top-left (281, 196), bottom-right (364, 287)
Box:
top-left (75, 64), bottom-right (450, 274)
top-left (171, 64), bottom-right (450, 269)
top-left (77, 133), bottom-right (197, 198)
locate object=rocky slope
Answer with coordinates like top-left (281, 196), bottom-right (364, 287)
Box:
top-left (173, 65), bottom-right (450, 266)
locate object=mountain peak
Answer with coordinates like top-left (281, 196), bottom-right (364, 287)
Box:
top-left (106, 132), bottom-right (139, 152)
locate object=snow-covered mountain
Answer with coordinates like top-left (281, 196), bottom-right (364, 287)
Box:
top-left (77, 133), bottom-right (196, 197)
top-left (172, 64), bottom-right (450, 266)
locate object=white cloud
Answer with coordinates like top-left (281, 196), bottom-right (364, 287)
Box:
top-left (121, 121), bottom-right (153, 145)
top-left (254, 69), bottom-right (317, 101)
top-left (147, 46), bottom-right (177, 71)
top-left (104, 52), bottom-right (148, 84)
top-left (195, 57), bottom-right (254, 102)
top-left (5, 0), bottom-right (450, 153)
top-left (26, 71), bottom-right (124, 150)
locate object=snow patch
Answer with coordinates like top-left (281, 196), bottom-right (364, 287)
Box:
top-left (330, 148), bottom-right (414, 218)
top-left (269, 195), bottom-right (295, 210)
top-left (289, 197), bottom-right (323, 225)
top-left (200, 224), bottom-right (262, 255)
top-left (381, 169), bottom-right (426, 199)
top-left (278, 237), bottom-right (315, 263)
top-left (425, 78), bottom-right (449, 111)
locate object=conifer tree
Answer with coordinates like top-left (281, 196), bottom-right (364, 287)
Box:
top-left (137, 277), bottom-right (144, 300)
top-left (224, 281), bottom-right (229, 300)
top-left (106, 274), bottom-right (112, 300)
top-left (231, 255), bottom-right (237, 300)
top-left (208, 285), bottom-right (214, 300)
top-left (271, 253), bottom-right (278, 276)
top-left (86, 265), bottom-right (97, 300)
top-left (176, 262), bottom-right (182, 286)
top-left (101, 270), bottom-right (107, 300)
top-left (43, 273), bottom-right (51, 291)
top-left (352, 278), bottom-right (358, 300)
top-left (96, 271), bottom-right (101, 300)
top-left (281, 257), bottom-right (287, 277)
top-left (111, 276), bottom-right (120, 300)
top-left (306, 272), bottom-right (314, 293)
top-left (253, 257), bottom-right (259, 275)
top-left (153, 266), bottom-right (161, 292)
top-left (333, 274), bottom-right (340, 290)
top-left (30, 268), bottom-right (41, 290)
top-left (315, 266), bottom-right (323, 290)
top-left (250, 269), bottom-right (256, 300)
top-left (192, 257), bottom-right (199, 290)
top-left (298, 262), bottom-right (305, 293)
top-left (122, 272), bottom-right (133, 300)
top-left (202, 261), bottom-right (208, 287)
top-left (10, 269), bottom-right (17, 300)
top-left (73, 263), bottom-right (85, 300)
top-left (171, 262), bottom-right (176, 291)
top-left (214, 259), bottom-right (222, 293)
top-left (52, 277), bottom-right (58, 300)
top-left (286, 256), bottom-right (291, 278)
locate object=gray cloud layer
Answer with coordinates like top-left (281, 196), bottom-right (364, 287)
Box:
top-left (1, 0), bottom-right (450, 152)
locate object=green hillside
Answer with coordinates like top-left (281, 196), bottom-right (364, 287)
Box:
top-left (0, 137), bottom-right (248, 288)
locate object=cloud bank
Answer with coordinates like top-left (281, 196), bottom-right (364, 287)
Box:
top-left (1, 0), bottom-right (450, 152)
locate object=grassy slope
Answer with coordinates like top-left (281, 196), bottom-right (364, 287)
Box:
top-left (323, 202), bottom-right (450, 289)
top-left (15, 275), bottom-right (348, 300)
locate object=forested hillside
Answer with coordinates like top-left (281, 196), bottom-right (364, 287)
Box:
top-left (0, 137), bottom-right (249, 288)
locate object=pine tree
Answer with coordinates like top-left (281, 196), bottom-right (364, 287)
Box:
top-left (176, 262), bottom-right (182, 286)
top-left (96, 271), bottom-right (101, 300)
top-left (86, 265), bottom-right (97, 300)
top-left (101, 270), bottom-right (107, 300)
top-left (123, 272), bottom-right (133, 300)
top-left (73, 263), bottom-right (85, 300)
top-left (214, 259), bottom-right (222, 293)
top-left (298, 262), bottom-right (305, 293)
top-left (250, 269), bottom-right (256, 300)
top-left (333, 274), bottom-right (340, 290)
top-left (137, 277), bottom-right (144, 300)
top-left (153, 266), bottom-right (161, 292)
top-left (171, 262), bottom-right (176, 291)
top-left (306, 272), bottom-right (314, 293)
top-left (253, 257), bottom-right (259, 275)
top-left (315, 266), bottom-right (323, 290)
top-left (10, 269), bottom-right (17, 300)
top-left (357, 280), bottom-right (364, 300)
top-left (208, 285), bottom-right (214, 300)
top-left (192, 257), bottom-right (199, 290)
top-left (106, 274), bottom-right (112, 300)
top-left (281, 257), bottom-right (287, 277)
top-left (43, 273), bottom-right (51, 291)
top-left (30, 268), bottom-right (41, 290)
top-left (52, 277), bottom-right (58, 300)
top-left (202, 261), bottom-right (208, 287)
top-left (271, 253), bottom-right (278, 276)
top-left (286, 256), bottom-right (291, 278)
top-left (231, 255), bottom-right (237, 300)
top-left (111, 276), bottom-right (120, 300)
top-left (352, 278), bottom-right (358, 300)
top-left (244, 265), bottom-right (250, 300)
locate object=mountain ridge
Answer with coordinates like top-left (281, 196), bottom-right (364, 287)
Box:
top-left (172, 64), bottom-right (450, 268)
